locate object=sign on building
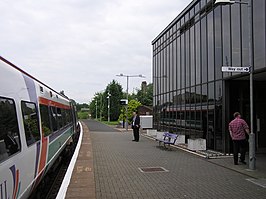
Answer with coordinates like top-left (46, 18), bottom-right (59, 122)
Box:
top-left (221, 66), bottom-right (250, 73)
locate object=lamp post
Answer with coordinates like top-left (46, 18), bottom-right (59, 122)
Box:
top-left (100, 93), bottom-right (103, 121)
top-left (95, 99), bottom-right (98, 120)
top-left (107, 92), bottom-right (111, 123)
top-left (214, 0), bottom-right (255, 170)
top-left (116, 73), bottom-right (145, 131)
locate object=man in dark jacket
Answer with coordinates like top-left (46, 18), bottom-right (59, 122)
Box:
top-left (132, 111), bottom-right (140, 142)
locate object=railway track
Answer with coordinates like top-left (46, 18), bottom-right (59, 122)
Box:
top-left (29, 132), bottom-right (80, 199)
top-left (45, 158), bottom-right (70, 199)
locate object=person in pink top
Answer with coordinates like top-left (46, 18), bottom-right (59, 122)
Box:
top-left (229, 112), bottom-right (250, 165)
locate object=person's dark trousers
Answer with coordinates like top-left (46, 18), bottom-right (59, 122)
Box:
top-left (133, 127), bottom-right (139, 141)
top-left (233, 139), bottom-right (247, 164)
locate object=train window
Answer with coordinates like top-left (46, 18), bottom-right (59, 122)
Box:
top-left (66, 109), bottom-right (72, 124)
top-left (40, 104), bottom-right (52, 137)
top-left (61, 109), bottom-right (67, 126)
top-left (21, 101), bottom-right (41, 146)
top-left (57, 108), bottom-right (63, 128)
top-left (0, 97), bottom-right (21, 162)
top-left (50, 106), bottom-right (58, 132)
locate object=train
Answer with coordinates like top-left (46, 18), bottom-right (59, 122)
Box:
top-left (0, 56), bottom-right (79, 199)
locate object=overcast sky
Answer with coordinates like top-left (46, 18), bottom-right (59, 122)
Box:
top-left (0, 0), bottom-right (191, 103)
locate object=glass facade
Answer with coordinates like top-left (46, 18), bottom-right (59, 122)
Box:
top-left (152, 0), bottom-right (266, 152)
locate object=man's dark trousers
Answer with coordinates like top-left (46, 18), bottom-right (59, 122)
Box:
top-left (233, 139), bottom-right (247, 164)
top-left (133, 127), bottom-right (139, 141)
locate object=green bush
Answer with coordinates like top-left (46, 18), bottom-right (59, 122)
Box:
top-left (78, 111), bottom-right (89, 119)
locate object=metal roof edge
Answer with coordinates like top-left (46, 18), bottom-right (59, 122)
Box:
top-left (151, 0), bottom-right (198, 45)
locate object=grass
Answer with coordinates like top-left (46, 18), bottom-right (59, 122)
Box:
top-left (100, 120), bottom-right (119, 126)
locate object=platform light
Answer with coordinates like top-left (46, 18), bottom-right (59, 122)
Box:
top-left (214, 0), bottom-right (235, 5)
top-left (116, 73), bottom-right (145, 131)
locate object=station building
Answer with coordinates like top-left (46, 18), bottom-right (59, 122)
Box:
top-left (152, 0), bottom-right (266, 153)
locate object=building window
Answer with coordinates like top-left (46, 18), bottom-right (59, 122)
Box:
top-left (21, 101), bottom-right (40, 146)
top-left (0, 97), bottom-right (21, 162)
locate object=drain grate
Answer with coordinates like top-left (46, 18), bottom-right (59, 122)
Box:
top-left (138, 167), bottom-right (169, 173)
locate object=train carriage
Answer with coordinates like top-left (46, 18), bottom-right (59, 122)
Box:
top-left (0, 56), bottom-right (78, 199)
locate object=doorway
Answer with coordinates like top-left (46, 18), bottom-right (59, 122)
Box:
top-left (228, 77), bottom-right (266, 153)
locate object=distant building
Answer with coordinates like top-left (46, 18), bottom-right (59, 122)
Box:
top-left (152, 0), bottom-right (266, 153)
top-left (137, 105), bottom-right (153, 116)
top-left (141, 81), bottom-right (147, 93)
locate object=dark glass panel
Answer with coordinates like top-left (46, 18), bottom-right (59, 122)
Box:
top-left (195, 85), bottom-right (202, 134)
top-left (185, 12), bottom-right (190, 22)
top-left (166, 44), bottom-right (170, 92)
top-left (169, 43), bottom-right (173, 91)
top-left (215, 80), bottom-right (223, 104)
top-left (202, 90), bottom-right (208, 139)
top-left (185, 87), bottom-right (191, 132)
top-left (195, 2), bottom-right (200, 14)
top-left (207, 106), bottom-right (215, 148)
top-left (231, 3), bottom-right (241, 70)
top-left (177, 36), bottom-right (181, 89)
top-left (222, 6), bottom-right (231, 78)
top-left (163, 48), bottom-right (167, 94)
top-left (241, 3), bottom-right (249, 67)
top-left (186, 31), bottom-right (190, 88)
top-left (202, 83), bottom-right (208, 103)
top-left (173, 39), bottom-right (177, 91)
top-left (190, 25), bottom-right (196, 87)
top-left (214, 7), bottom-right (223, 80)
top-left (159, 49), bottom-right (163, 95)
top-left (208, 82), bottom-right (215, 104)
top-left (253, 0), bottom-right (266, 69)
top-left (201, 16), bottom-right (208, 83)
top-left (181, 34), bottom-right (185, 89)
top-left (190, 6), bottom-right (195, 17)
top-left (195, 22), bottom-right (201, 85)
top-left (200, 0), bottom-right (206, 8)
top-left (190, 86), bottom-right (196, 131)
top-left (207, 11), bottom-right (214, 81)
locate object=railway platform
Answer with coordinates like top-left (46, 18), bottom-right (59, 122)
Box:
top-left (57, 120), bottom-right (266, 199)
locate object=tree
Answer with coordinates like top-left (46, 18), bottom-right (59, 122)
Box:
top-left (90, 80), bottom-right (123, 121)
top-left (104, 80), bottom-right (123, 121)
top-left (118, 99), bottom-right (141, 123)
top-left (134, 83), bottom-right (153, 106)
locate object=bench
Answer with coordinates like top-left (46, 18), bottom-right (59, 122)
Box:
top-left (156, 132), bottom-right (178, 148)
